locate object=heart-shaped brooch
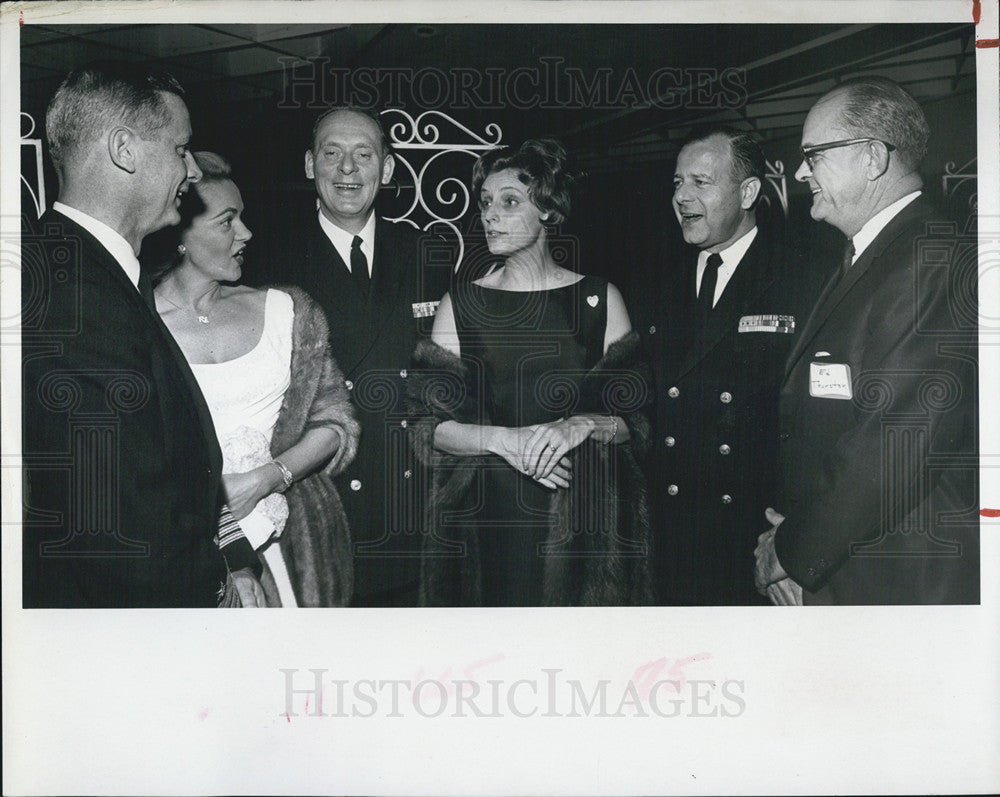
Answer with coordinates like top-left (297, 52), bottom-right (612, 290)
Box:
top-left (587, 295), bottom-right (599, 307)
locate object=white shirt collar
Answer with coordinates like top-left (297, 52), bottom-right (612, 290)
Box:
top-left (53, 201), bottom-right (142, 290)
top-left (696, 225), bottom-right (758, 308)
top-left (851, 191), bottom-right (921, 265)
top-left (317, 209), bottom-right (376, 276)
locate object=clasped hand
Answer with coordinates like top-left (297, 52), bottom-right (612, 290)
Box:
top-left (754, 507), bottom-right (803, 606)
top-left (493, 417), bottom-right (596, 490)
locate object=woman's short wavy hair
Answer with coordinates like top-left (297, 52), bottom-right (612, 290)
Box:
top-left (188, 151), bottom-right (232, 184)
top-left (472, 138), bottom-right (577, 224)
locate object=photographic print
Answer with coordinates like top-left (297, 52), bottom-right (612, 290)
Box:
top-left (3, 1), bottom-right (998, 794)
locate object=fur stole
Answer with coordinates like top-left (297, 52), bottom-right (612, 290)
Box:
top-left (407, 331), bottom-right (654, 606)
top-left (263, 285), bottom-right (361, 606)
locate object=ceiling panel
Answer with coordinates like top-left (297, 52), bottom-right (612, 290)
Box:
top-left (18, 21), bottom-right (977, 173)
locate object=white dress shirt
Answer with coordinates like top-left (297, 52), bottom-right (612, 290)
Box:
top-left (850, 190), bottom-right (921, 266)
top-left (53, 201), bottom-right (141, 290)
top-left (317, 210), bottom-right (376, 277)
top-left (695, 226), bottom-right (758, 308)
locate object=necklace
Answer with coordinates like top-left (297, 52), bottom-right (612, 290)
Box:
top-left (157, 291), bottom-right (212, 324)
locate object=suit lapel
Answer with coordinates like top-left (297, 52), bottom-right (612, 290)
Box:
top-left (675, 233), bottom-right (775, 379)
top-left (148, 308), bottom-right (223, 472)
top-left (783, 261), bottom-right (843, 378)
top-left (47, 210), bottom-right (148, 317)
top-left (307, 216), bottom-right (403, 373)
top-left (784, 197), bottom-right (929, 379)
top-left (368, 218), bottom-right (409, 344)
top-left (308, 216), bottom-right (396, 319)
top-left (46, 210), bottom-right (222, 474)
top-left (308, 220), bottom-right (350, 300)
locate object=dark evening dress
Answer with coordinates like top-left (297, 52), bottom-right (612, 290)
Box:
top-left (451, 274), bottom-right (608, 605)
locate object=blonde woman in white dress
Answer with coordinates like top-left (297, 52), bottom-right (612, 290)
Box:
top-left (152, 152), bottom-right (359, 606)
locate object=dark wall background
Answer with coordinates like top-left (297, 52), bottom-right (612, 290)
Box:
top-left (20, 22), bottom-right (978, 312)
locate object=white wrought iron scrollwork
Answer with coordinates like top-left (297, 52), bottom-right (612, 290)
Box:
top-left (942, 157), bottom-right (978, 213)
top-left (763, 159), bottom-right (788, 218)
top-left (380, 109), bottom-right (504, 270)
top-left (382, 109), bottom-right (503, 151)
top-left (21, 112), bottom-right (47, 219)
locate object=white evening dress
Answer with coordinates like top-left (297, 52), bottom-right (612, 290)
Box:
top-left (190, 288), bottom-right (297, 607)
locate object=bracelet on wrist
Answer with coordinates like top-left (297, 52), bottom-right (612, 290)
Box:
top-left (272, 459), bottom-right (294, 493)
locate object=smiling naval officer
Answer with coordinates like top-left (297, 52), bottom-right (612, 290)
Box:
top-left (264, 106), bottom-right (451, 607)
top-left (641, 126), bottom-right (811, 606)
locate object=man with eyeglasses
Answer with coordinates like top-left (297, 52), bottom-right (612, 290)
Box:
top-left (754, 76), bottom-right (978, 605)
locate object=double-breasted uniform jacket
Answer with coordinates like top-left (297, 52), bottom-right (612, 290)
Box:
top-left (275, 212), bottom-right (450, 602)
top-left (21, 209), bottom-right (257, 607)
top-left (640, 226), bottom-right (807, 605)
top-left (775, 197), bottom-right (979, 604)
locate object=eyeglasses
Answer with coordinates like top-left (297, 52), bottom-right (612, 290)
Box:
top-left (800, 138), bottom-right (896, 169)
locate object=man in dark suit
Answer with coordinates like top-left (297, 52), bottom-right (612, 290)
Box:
top-left (643, 127), bottom-right (804, 605)
top-left (275, 107), bottom-right (447, 606)
top-left (755, 77), bottom-right (978, 605)
top-left (22, 62), bottom-right (263, 608)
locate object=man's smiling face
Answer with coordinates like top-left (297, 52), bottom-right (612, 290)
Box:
top-left (794, 91), bottom-right (873, 237)
top-left (672, 134), bottom-right (752, 254)
top-left (305, 110), bottom-right (395, 234)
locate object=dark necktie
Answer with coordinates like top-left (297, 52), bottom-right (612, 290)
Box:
top-left (697, 252), bottom-right (722, 317)
top-left (351, 235), bottom-right (369, 299)
top-left (841, 239), bottom-right (856, 278)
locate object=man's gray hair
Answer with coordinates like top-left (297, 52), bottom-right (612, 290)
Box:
top-left (832, 76), bottom-right (930, 171)
top-left (45, 61), bottom-right (186, 178)
top-left (309, 105), bottom-right (391, 156)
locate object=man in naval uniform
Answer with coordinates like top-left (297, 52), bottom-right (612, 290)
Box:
top-left (643, 126), bottom-right (807, 605)
top-left (269, 107), bottom-right (450, 606)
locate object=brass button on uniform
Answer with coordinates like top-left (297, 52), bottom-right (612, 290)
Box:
top-left (667, 484), bottom-right (679, 496)
top-left (719, 444), bottom-right (731, 455)
top-left (668, 386), bottom-right (680, 398)
top-left (350, 479), bottom-right (362, 491)
top-left (720, 391), bottom-right (732, 403)
top-left (721, 494), bottom-right (733, 505)
top-left (345, 380), bottom-right (354, 391)
top-left (665, 436), bottom-right (675, 447)
top-left (649, 325), bottom-right (656, 334)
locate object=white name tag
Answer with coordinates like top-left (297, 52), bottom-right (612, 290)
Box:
top-left (810, 362), bottom-right (853, 400)
top-left (412, 301), bottom-right (439, 318)
top-left (738, 314), bottom-right (795, 333)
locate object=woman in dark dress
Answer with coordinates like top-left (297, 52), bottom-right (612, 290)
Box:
top-left (408, 139), bottom-right (653, 606)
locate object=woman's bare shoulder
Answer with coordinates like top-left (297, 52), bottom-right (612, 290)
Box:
top-left (222, 284), bottom-right (267, 308)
